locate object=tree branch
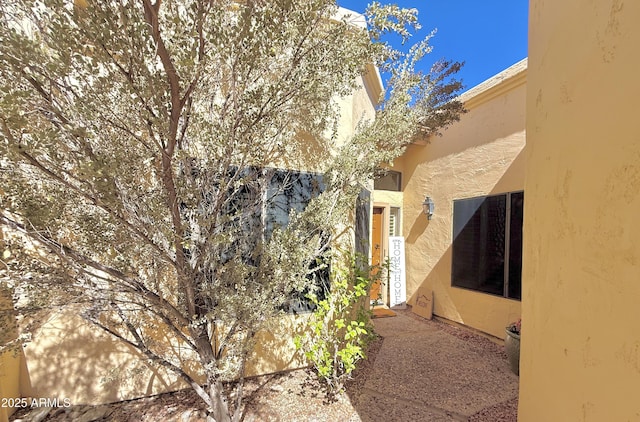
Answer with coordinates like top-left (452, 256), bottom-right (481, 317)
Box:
top-left (140, 0), bottom-right (195, 319)
top-left (2, 147), bottom-right (175, 268)
top-left (86, 308), bottom-right (215, 411)
top-left (142, 0), bottom-right (182, 152)
top-left (0, 213), bottom-right (189, 327)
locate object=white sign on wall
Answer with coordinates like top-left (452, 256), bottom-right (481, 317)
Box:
top-left (389, 236), bottom-right (407, 309)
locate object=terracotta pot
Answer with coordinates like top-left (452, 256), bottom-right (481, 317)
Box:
top-left (505, 329), bottom-right (520, 375)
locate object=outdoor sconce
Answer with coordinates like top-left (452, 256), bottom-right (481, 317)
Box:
top-left (422, 196), bottom-right (435, 220)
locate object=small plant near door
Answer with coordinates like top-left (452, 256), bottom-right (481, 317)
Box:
top-left (295, 253), bottom-right (380, 395)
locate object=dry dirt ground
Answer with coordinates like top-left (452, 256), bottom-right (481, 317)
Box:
top-left (11, 312), bottom-right (517, 422)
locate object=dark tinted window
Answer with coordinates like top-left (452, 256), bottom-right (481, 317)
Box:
top-left (452, 192), bottom-right (523, 300)
top-left (374, 170), bottom-right (402, 191)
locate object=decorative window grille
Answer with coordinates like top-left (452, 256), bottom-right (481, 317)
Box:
top-left (389, 207), bottom-right (401, 236)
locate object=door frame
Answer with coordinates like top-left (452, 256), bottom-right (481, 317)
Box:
top-left (370, 203), bottom-right (394, 306)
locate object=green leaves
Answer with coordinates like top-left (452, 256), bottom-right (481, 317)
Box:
top-left (295, 252), bottom-right (379, 395)
top-left (366, 1), bottom-right (421, 43)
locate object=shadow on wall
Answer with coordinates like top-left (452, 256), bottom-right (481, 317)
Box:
top-left (400, 76), bottom-right (527, 191)
top-left (23, 310), bottom-right (310, 406)
top-left (1, 286), bottom-right (33, 422)
top-left (404, 151), bottom-right (525, 337)
top-left (406, 212), bottom-right (429, 245)
top-left (407, 242), bottom-right (459, 321)
top-left (23, 310), bottom-right (194, 405)
top-left (282, 132), bottom-right (332, 173)
top-left (245, 314), bottom-right (308, 378)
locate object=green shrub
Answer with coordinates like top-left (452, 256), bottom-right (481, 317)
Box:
top-left (295, 253), bottom-right (381, 394)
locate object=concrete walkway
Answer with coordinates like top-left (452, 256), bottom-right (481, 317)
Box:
top-left (355, 311), bottom-right (519, 421)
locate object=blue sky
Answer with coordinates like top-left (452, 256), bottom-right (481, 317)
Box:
top-left (337, 1), bottom-right (529, 92)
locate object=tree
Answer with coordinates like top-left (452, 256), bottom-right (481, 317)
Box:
top-left (0, 1), bottom-right (463, 421)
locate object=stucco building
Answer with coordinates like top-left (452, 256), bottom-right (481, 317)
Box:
top-left (1, 44), bottom-right (383, 417)
top-left (4, 2), bottom-right (640, 420)
top-left (373, 59), bottom-right (526, 339)
top-left (374, 0), bottom-right (640, 419)
top-left (374, 2), bottom-right (640, 416)
top-left (0, 7), bottom-right (384, 418)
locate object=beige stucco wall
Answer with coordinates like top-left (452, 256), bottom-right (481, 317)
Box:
top-left (0, 288), bottom-right (32, 422)
top-left (22, 310), bottom-right (308, 405)
top-left (0, 352), bottom-right (20, 422)
top-left (333, 71), bottom-right (379, 147)
top-left (24, 311), bottom-right (167, 405)
top-left (283, 72), bottom-right (379, 172)
top-left (1, 228), bottom-right (31, 421)
top-left (401, 64), bottom-right (526, 338)
top-left (520, 0), bottom-right (640, 420)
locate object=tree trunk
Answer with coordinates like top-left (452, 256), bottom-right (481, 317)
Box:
top-left (207, 379), bottom-right (232, 422)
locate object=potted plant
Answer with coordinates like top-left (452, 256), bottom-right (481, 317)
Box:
top-left (505, 319), bottom-right (521, 375)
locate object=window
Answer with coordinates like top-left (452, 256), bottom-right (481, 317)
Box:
top-left (265, 169), bottom-right (325, 237)
top-left (451, 191), bottom-right (523, 300)
top-left (215, 167), bottom-right (329, 313)
top-left (374, 170), bottom-right (402, 191)
top-left (220, 167), bottom-right (325, 251)
top-left (264, 169), bottom-right (330, 313)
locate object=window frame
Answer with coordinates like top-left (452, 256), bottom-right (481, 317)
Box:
top-left (218, 166), bottom-right (330, 313)
top-left (450, 191), bottom-right (524, 300)
top-left (374, 170), bottom-right (402, 192)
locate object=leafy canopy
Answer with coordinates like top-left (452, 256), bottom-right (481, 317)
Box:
top-left (0, 1), bottom-right (463, 421)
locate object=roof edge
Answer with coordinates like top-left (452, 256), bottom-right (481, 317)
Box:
top-left (460, 58), bottom-right (528, 109)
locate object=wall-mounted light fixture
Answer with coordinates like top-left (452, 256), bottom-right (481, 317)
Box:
top-left (422, 196), bottom-right (435, 220)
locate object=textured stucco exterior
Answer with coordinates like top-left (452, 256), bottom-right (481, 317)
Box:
top-left (0, 351), bottom-right (27, 422)
top-left (0, 248), bottom-right (32, 422)
top-left (400, 60), bottom-right (527, 339)
top-left (520, 0), bottom-right (640, 420)
top-left (0, 325), bottom-right (31, 422)
top-left (21, 310), bottom-right (309, 405)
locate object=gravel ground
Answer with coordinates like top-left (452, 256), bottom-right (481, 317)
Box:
top-left (11, 311), bottom-right (517, 422)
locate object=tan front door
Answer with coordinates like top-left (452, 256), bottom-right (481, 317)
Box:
top-left (370, 207), bottom-right (384, 304)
